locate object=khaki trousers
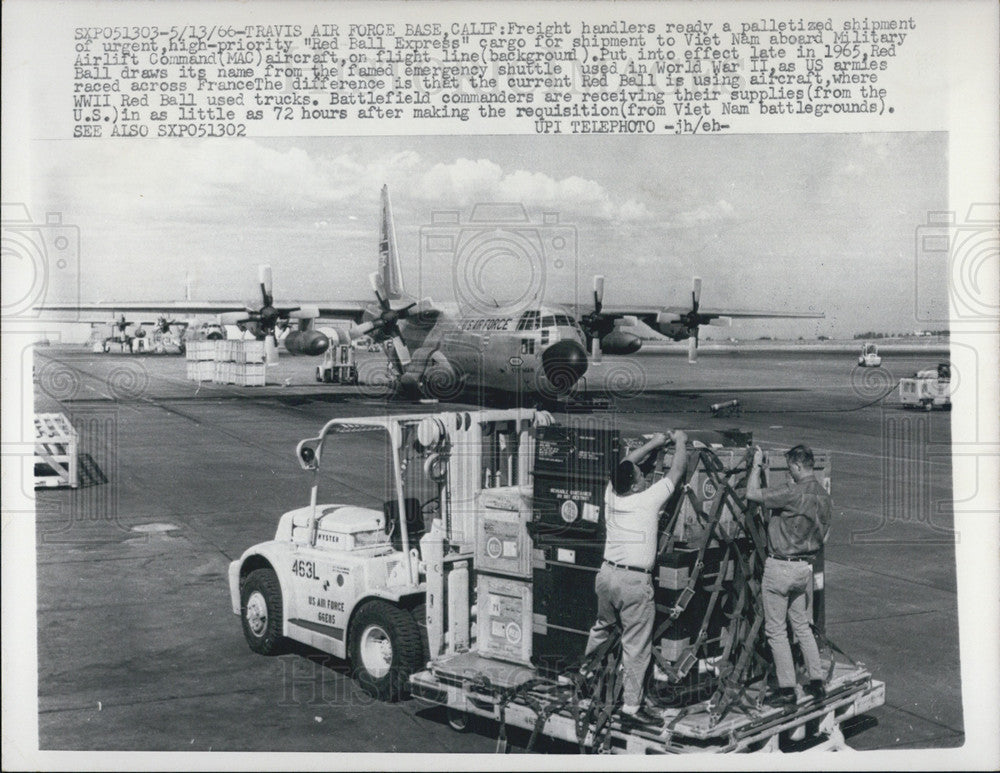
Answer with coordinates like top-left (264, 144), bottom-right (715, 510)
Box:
top-left (585, 563), bottom-right (654, 708)
top-left (762, 557), bottom-right (824, 688)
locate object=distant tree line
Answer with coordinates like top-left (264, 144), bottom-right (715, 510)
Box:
top-left (853, 330), bottom-right (950, 339)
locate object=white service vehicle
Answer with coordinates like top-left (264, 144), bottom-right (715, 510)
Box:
top-left (227, 408), bottom-right (548, 700)
top-left (899, 362), bottom-right (951, 411)
top-left (857, 342), bottom-right (882, 367)
top-left (315, 342), bottom-right (358, 384)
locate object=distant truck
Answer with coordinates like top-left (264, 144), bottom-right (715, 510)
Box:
top-left (899, 362), bottom-right (951, 411)
top-left (857, 343), bottom-right (882, 367)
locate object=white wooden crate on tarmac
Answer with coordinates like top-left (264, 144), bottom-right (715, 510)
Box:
top-left (186, 341), bottom-right (215, 362)
top-left (34, 413), bottom-right (79, 489)
top-left (235, 340), bottom-right (265, 364)
top-left (236, 363), bottom-right (266, 386)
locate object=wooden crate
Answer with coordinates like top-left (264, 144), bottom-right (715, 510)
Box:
top-left (34, 413), bottom-right (79, 488)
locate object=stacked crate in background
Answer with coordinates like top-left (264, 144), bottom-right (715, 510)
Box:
top-left (214, 340), bottom-right (234, 384)
top-left (234, 340), bottom-right (266, 386)
top-left (185, 340), bottom-right (266, 386)
top-left (185, 341), bottom-right (216, 381)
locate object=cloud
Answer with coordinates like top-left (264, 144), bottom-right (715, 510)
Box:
top-left (672, 199), bottom-right (736, 227)
top-left (42, 143), bottom-right (648, 229)
top-left (410, 158), bottom-right (650, 222)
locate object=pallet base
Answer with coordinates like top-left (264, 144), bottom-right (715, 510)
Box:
top-left (411, 651), bottom-right (884, 753)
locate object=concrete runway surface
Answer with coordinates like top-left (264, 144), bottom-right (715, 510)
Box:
top-left (30, 344), bottom-right (961, 752)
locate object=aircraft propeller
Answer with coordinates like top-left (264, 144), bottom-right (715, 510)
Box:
top-left (154, 316), bottom-right (188, 335)
top-left (579, 275), bottom-right (641, 361)
top-left (218, 265), bottom-right (303, 364)
top-left (113, 314), bottom-right (135, 334)
top-left (688, 277), bottom-right (702, 363)
top-left (653, 277), bottom-right (731, 363)
top-left (580, 274), bottom-right (612, 362)
top-left (353, 272), bottom-right (418, 376)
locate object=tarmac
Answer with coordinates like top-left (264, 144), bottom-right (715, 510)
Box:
top-left (30, 344), bottom-right (961, 753)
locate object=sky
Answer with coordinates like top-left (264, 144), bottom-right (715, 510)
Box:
top-left (26, 132), bottom-right (947, 339)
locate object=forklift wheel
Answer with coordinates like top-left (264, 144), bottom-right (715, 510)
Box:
top-left (447, 707), bottom-right (473, 732)
top-left (349, 600), bottom-right (424, 702)
top-left (240, 567), bottom-right (287, 655)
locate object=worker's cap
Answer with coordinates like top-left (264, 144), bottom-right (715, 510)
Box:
top-left (785, 444), bottom-right (815, 467)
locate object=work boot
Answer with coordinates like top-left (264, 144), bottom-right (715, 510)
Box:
top-left (619, 705), bottom-right (663, 728)
top-left (803, 679), bottom-right (826, 700)
top-left (764, 687), bottom-right (797, 709)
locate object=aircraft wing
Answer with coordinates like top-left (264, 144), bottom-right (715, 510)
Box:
top-left (314, 302), bottom-right (370, 324)
top-left (36, 301), bottom-right (249, 316)
top-left (577, 275), bottom-right (826, 363)
top-left (655, 306), bottom-right (825, 320)
top-left (35, 300), bottom-right (373, 322)
top-left (591, 305), bottom-right (822, 325)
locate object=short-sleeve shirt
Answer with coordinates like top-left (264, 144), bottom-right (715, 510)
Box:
top-left (603, 477), bottom-right (676, 571)
top-left (761, 476), bottom-right (832, 557)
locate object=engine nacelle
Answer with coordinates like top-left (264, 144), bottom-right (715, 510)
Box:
top-left (656, 323), bottom-right (693, 342)
top-left (284, 329), bottom-right (330, 356)
top-left (600, 329), bottom-right (642, 354)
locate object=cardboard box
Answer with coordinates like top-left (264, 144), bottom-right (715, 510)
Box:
top-left (476, 574), bottom-right (533, 665)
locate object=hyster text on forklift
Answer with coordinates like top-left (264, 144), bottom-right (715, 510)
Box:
top-left (227, 409), bottom-right (884, 752)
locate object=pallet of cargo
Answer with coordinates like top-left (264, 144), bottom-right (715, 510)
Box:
top-left (411, 651), bottom-right (884, 753)
top-left (33, 413), bottom-right (79, 489)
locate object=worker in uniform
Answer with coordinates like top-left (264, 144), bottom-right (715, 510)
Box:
top-left (584, 430), bottom-right (688, 725)
top-left (746, 444), bottom-right (831, 707)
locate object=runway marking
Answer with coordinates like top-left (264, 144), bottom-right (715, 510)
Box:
top-left (826, 607), bottom-right (955, 627)
top-left (756, 443), bottom-right (952, 468)
top-left (37, 553), bottom-right (172, 567)
top-left (826, 558), bottom-right (956, 594)
top-left (38, 686), bottom-right (267, 715)
top-left (879, 702), bottom-right (966, 736)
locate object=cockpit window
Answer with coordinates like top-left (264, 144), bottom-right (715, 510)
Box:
top-left (554, 313), bottom-right (576, 327)
top-left (541, 315), bottom-right (555, 328)
top-left (516, 311), bottom-right (540, 331)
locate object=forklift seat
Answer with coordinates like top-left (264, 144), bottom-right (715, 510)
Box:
top-left (383, 497), bottom-right (426, 552)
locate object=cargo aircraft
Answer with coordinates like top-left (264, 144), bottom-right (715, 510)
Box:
top-left (37, 268), bottom-right (333, 363)
top-left (37, 186), bottom-right (822, 398)
top-left (312, 187), bottom-right (824, 400)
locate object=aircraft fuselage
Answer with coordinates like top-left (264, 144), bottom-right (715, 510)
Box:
top-left (398, 304), bottom-right (590, 399)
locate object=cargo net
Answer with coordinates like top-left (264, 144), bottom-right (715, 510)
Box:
top-left (646, 445), bottom-right (770, 719)
top-left (500, 444), bottom-right (843, 753)
top-left (556, 444), bottom-right (780, 750)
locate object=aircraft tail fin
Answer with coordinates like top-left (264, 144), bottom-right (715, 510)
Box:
top-left (377, 185), bottom-right (405, 300)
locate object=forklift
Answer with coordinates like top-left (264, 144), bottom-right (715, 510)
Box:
top-left (228, 411), bottom-right (885, 751)
top-left (315, 341), bottom-right (359, 384)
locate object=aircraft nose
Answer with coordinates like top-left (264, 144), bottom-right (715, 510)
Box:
top-left (541, 339), bottom-right (588, 394)
top-left (305, 331), bottom-right (330, 356)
